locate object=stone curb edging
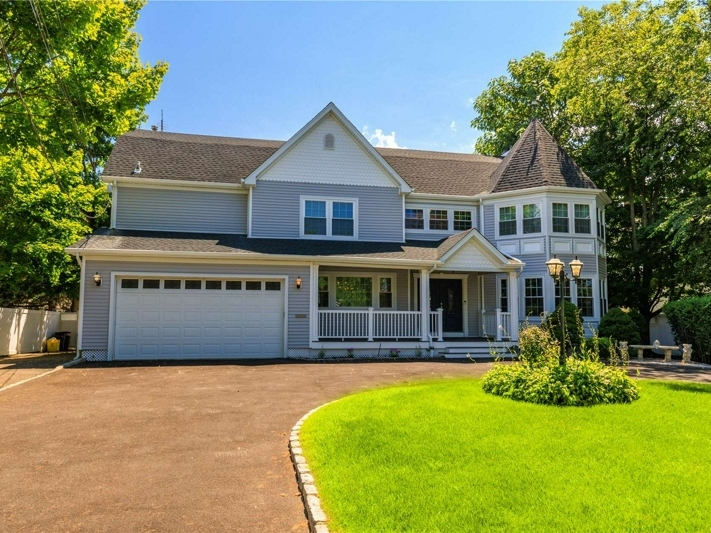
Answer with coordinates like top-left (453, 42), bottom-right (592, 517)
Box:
top-left (290, 401), bottom-right (335, 533)
top-left (0, 356), bottom-right (85, 393)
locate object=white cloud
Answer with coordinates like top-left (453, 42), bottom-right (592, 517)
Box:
top-left (361, 125), bottom-right (403, 148)
top-left (449, 120), bottom-right (457, 132)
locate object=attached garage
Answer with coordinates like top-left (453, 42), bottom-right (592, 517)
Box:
top-left (111, 276), bottom-right (286, 360)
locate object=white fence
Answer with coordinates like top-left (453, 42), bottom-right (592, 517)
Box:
top-left (0, 308), bottom-right (77, 356)
top-left (481, 309), bottom-right (512, 340)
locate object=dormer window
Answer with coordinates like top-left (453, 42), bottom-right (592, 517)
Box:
top-left (324, 133), bottom-right (335, 150)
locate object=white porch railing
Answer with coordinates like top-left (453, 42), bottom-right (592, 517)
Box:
top-left (481, 309), bottom-right (512, 341)
top-left (318, 308), bottom-right (443, 341)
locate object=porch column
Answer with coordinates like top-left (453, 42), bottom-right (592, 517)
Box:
top-left (420, 269), bottom-right (430, 341)
top-left (508, 270), bottom-right (520, 341)
top-left (310, 263), bottom-right (319, 342)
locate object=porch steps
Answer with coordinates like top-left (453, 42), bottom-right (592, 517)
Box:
top-left (435, 340), bottom-right (514, 359)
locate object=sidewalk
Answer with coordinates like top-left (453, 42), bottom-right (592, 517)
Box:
top-left (0, 352), bottom-right (77, 391)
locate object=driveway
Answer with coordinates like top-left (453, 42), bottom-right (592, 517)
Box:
top-left (1, 359), bottom-right (709, 533)
top-left (0, 360), bottom-right (494, 532)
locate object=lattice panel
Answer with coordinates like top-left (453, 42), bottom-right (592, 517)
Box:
top-left (81, 349), bottom-right (108, 362)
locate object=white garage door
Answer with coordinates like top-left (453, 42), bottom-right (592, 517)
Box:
top-left (113, 277), bottom-right (285, 360)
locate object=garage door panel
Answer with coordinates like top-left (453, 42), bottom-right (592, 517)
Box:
top-left (114, 277), bottom-right (285, 360)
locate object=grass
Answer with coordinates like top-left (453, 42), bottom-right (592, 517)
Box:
top-left (299, 379), bottom-right (711, 532)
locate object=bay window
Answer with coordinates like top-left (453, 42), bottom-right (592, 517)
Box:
top-left (552, 203), bottom-right (569, 233)
top-left (499, 206), bottom-right (517, 236)
top-left (575, 204), bottom-right (591, 234)
top-left (576, 278), bottom-right (594, 317)
top-left (522, 204), bottom-right (541, 234)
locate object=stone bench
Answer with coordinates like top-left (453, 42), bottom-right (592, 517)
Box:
top-left (619, 341), bottom-right (693, 363)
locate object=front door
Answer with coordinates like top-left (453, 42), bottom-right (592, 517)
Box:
top-left (430, 278), bottom-right (464, 334)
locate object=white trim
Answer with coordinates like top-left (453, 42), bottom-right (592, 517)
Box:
top-left (109, 181), bottom-right (117, 229)
top-left (493, 199), bottom-right (543, 239)
top-left (520, 275), bottom-right (546, 320)
top-left (243, 103), bottom-right (412, 193)
top-left (438, 229), bottom-right (523, 269)
top-left (108, 272), bottom-right (289, 360)
top-left (77, 256), bottom-right (85, 351)
top-left (402, 194), bottom-right (406, 243)
top-left (409, 192), bottom-right (482, 202)
top-left (299, 196), bottom-right (359, 240)
top-left (478, 185), bottom-right (611, 206)
top-left (247, 187), bottom-right (253, 237)
top-left (101, 175), bottom-right (246, 192)
top-left (310, 263), bottom-right (319, 342)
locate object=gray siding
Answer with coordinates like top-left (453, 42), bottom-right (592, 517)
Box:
top-left (251, 181), bottom-right (403, 242)
top-left (483, 204), bottom-right (495, 240)
top-left (81, 261), bottom-right (310, 351)
top-left (116, 187), bottom-right (248, 234)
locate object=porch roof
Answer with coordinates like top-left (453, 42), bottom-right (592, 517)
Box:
top-left (66, 229), bottom-right (522, 267)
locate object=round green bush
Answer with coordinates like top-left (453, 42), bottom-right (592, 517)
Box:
top-left (598, 308), bottom-right (641, 345)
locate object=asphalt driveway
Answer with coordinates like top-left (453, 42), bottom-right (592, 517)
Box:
top-left (1, 359), bottom-right (709, 532)
top-left (0, 359), bottom-right (495, 532)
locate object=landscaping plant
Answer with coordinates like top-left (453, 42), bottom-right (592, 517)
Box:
top-left (597, 308), bottom-right (642, 345)
top-left (482, 326), bottom-right (639, 406)
top-left (542, 300), bottom-right (584, 353)
top-left (663, 296), bottom-right (711, 364)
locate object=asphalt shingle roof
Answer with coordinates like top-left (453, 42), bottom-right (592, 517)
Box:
top-left (67, 229), bottom-right (519, 264)
top-left (488, 119), bottom-right (597, 193)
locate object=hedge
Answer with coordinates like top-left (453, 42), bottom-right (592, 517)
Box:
top-left (663, 296), bottom-right (711, 364)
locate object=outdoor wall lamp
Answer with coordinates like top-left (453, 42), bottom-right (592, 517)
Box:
top-left (295, 276), bottom-right (302, 289)
top-left (93, 272), bottom-right (102, 286)
top-left (545, 255), bottom-right (584, 364)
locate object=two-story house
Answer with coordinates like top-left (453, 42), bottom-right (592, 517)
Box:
top-left (66, 103), bottom-right (610, 361)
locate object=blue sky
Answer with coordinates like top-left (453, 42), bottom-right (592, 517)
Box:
top-left (136, 1), bottom-right (602, 154)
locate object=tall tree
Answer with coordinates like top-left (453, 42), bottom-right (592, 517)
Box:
top-left (472, 0), bottom-right (711, 341)
top-left (0, 0), bottom-right (167, 307)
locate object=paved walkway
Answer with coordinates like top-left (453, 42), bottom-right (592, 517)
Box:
top-left (0, 359), bottom-right (709, 532)
top-left (0, 352), bottom-right (76, 391)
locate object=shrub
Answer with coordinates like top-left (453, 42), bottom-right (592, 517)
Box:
top-left (664, 296), bottom-right (711, 364)
top-left (627, 308), bottom-right (648, 343)
top-left (483, 325), bottom-right (639, 406)
top-left (581, 336), bottom-right (612, 361)
top-left (598, 308), bottom-right (641, 345)
top-left (481, 358), bottom-right (639, 406)
top-left (543, 301), bottom-right (584, 353)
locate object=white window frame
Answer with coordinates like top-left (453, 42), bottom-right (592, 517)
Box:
top-left (319, 272), bottom-right (397, 310)
top-left (521, 276), bottom-right (545, 318)
top-left (521, 202), bottom-right (542, 235)
top-left (403, 206), bottom-right (475, 233)
top-left (300, 196), bottom-right (359, 240)
top-left (574, 277), bottom-right (596, 318)
top-left (494, 200), bottom-right (543, 239)
top-left (497, 204), bottom-right (518, 238)
top-left (573, 203), bottom-right (593, 235)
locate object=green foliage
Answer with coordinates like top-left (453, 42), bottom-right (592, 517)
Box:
top-left (483, 325), bottom-right (638, 406)
top-left (582, 336), bottom-right (612, 361)
top-left (0, 0), bottom-right (167, 307)
top-left (542, 300), bottom-right (584, 353)
top-left (598, 308), bottom-right (642, 345)
top-left (471, 0), bottom-right (711, 322)
top-left (663, 296), bottom-right (711, 364)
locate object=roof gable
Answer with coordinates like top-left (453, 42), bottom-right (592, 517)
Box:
top-left (244, 103), bottom-right (412, 192)
top-left (437, 229), bottom-right (522, 271)
top-left (488, 119), bottom-right (597, 193)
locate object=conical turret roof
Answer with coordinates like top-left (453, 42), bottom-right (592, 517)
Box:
top-left (488, 119), bottom-right (596, 193)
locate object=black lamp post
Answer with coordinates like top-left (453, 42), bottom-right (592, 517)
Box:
top-left (545, 255), bottom-right (583, 365)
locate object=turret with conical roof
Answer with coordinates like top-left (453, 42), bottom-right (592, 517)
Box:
top-left (487, 119), bottom-right (597, 193)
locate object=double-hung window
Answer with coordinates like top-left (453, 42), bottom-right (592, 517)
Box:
top-left (576, 278), bottom-right (594, 317)
top-left (499, 278), bottom-right (509, 313)
top-left (318, 276), bottom-right (329, 308)
top-left (429, 210), bottom-right (449, 230)
top-left (524, 278), bottom-right (544, 316)
top-left (453, 211), bottom-right (472, 231)
top-left (379, 277), bottom-right (393, 308)
top-left (302, 198), bottom-right (357, 238)
top-left (552, 203), bottom-right (569, 233)
top-left (522, 204), bottom-right (541, 234)
top-left (499, 206), bottom-right (517, 236)
top-left (575, 204), bottom-right (591, 234)
top-left (405, 208), bottom-right (424, 229)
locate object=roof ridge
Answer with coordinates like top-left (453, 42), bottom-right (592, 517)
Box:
top-left (125, 129), bottom-right (287, 147)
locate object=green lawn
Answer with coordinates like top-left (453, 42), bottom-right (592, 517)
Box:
top-left (300, 379), bottom-right (711, 532)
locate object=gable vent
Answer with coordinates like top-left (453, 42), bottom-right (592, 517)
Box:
top-left (324, 133), bottom-right (335, 150)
